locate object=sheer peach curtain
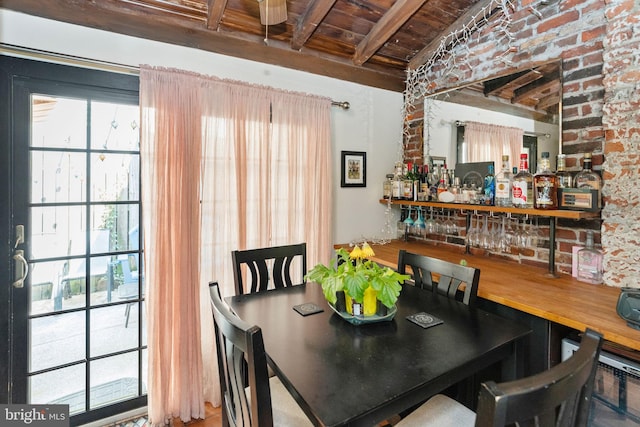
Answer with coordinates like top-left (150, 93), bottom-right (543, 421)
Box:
top-left (140, 66), bottom-right (332, 425)
top-left (140, 68), bottom-right (205, 425)
top-left (463, 121), bottom-right (523, 171)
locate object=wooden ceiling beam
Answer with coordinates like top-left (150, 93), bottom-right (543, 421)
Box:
top-left (353, 0), bottom-right (427, 66)
top-left (206, 0), bottom-right (228, 30)
top-left (291, 0), bottom-right (337, 50)
top-left (484, 70), bottom-right (542, 97)
top-left (513, 79), bottom-right (559, 104)
top-left (0, 0), bottom-right (406, 91)
top-left (536, 92), bottom-right (560, 111)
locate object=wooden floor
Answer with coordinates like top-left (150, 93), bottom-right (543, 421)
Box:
top-left (171, 403), bottom-right (222, 427)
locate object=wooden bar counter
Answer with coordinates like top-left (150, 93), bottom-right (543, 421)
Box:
top-left (337, 240), bottom-right (640, 353)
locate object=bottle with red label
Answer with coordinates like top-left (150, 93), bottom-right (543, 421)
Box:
top-left (512, 153), bottom-right (533, 208)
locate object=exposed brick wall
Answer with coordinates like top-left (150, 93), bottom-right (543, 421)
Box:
top-left (600, 0), bottom-right (640, 287)
top-left (403, 0), bottom-right (640, 284)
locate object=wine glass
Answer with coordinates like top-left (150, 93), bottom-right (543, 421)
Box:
top-left (466, 214), bottom-right (481, 247)
top-left (403, 206), bottom-right (414, 237)
top-left (497, 216), bottom-right (510, 253)
top-left (489, 216), bottom-right (501, 250)
top-left (425, 207), bottom-right (438, 235)
top-left (444, 210), bottom-right (457, 235)
top-left (480, 215), bottom-right (493, 249)
top-left (529, 217), bottom-right (543, 248)
top-left (504, 216), bottom-right (517, 248)
top-left (518, 218), bottom-right (537, 249)
top-left (414, 208), bottom-right (426, 237)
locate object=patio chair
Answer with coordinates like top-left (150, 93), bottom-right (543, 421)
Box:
top-left (397, 249), bottom-right (480, 307)
top-left (232, 243), bottom-right (306, 295)
top-left (396, 328), bottom-right (603, 427)
top-left (209, 282), bottom-right (312, 426)
top-left (117, 254), bottom-right (140, 327)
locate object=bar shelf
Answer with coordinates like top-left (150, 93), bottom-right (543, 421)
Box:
top-left (379, 198), bottom-right (601, 276)
top-left (378, 199), bottom-right (600, 220)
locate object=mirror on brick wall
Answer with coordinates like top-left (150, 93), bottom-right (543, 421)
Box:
top-left (423, 60), bottom-right (562, 173)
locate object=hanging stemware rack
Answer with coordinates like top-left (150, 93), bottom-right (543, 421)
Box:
top-left (380, 199), bottom-right (601, 276)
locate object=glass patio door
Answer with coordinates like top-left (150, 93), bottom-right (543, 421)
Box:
top-left (1, 57), bottom-right (146, 425)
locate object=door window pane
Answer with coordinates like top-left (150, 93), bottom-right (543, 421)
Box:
top-left (91, 102), bottom-right (140, 151)
top-left (30, 206), bottom-right (87, 259)
top-left (31, 95), bottom-right (87, 149)
top-left (88, 255), bottom-right (119, 306)
top-left (95, 255), bottom-right (143, 308)
top-left (29, 260), bottom-right (85, 315)
top-left (90, 306), bottom-right (139, 356)
top-left (90, 153), bottom-right (140, 202)
top-left (29, 364), bottom-right (86, 414)
top-left (91, 204), bottom-right (139, 252)
top-left (29, 312), bottom-right (85, 372)
top-left (89, 353), bottom-right (143, 410)
top-left (31, 150), bottom-right (86, 204)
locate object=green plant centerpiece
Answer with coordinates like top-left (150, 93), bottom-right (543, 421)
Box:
top-left (305, 243), bottom-right (410, 320)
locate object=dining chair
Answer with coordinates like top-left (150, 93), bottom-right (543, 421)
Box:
top-left (397, 249), bottom-right (480, 307)
top-left (232, 243), bottom-right (306, 295)
top-left (209, 282), bottom-right (312, 427)
top-left (396, 328), bottom-right (603, 427)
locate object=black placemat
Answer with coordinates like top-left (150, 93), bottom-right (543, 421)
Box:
top-left (293, 302), bottom-right (324, 316)
top-left (406, 312), bottom-right (444, 329)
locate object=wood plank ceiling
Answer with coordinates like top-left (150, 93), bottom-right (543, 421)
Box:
top-left (1, 0), bottom-right (485, 92)
top-left (1, 0), bottom-right (560, 117)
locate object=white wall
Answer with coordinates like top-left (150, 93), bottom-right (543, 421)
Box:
top-left (0, 9), bottom-right (403, 246)
top-left (425, 99), bottom-right (560, 170)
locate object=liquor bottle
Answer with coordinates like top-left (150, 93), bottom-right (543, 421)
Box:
top-left (448, 168), bottom-right (455, 189)
top-left (402, 162), bottom-right (414, 200)
top-left (437, 176), bottom-right (448, 196)
top-left (420, 164), bottom-right (430, 198)
top-left (392, 161), bottom-right (403, 200)
top-left (494, 155), bottom-right (512, 207)
top-left (577, 230), bottom-right (603, 284)
top-left (574, 152), bottom-right (602, 208)
top-left (451, 177), bottom-right (462, 203)
top-left (412, 163), bottom-right (420, 201)
top-left (383, 174), bottom-right (393, 199)
top-left (533, 152), bottom-right (558, 210)
top-left (428, 165), bottom-right (440, 200)
top-left (512, 153), bottom-right (533, 208)
top-left (555, 154), bottom-right (572, 188)
top-left (483, 164), bottom-right (495, 205)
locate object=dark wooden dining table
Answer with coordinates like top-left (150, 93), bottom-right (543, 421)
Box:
top-left (227, 283), bottom-right (531, 427)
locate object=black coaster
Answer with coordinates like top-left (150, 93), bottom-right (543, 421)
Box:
top-left (293, 302), bottom-right (324, 316)
top-left (406, 312), bottom-right (444, 329)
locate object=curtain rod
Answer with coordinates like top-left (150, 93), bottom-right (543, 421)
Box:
top-left (1, 43), bottom-right (351, 109)
top-left (454, 120), bottom-right (550, 139)
top-left (331, 101), bottom-right (350, 110)
top-left (0, 42), bottom-right (139, 74)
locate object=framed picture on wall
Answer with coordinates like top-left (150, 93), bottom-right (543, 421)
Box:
top-left (341, 151), bottom-right (367, 188)
top-left (431, 156), bottom-right (446, 168)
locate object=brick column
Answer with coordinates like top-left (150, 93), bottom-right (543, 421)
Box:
top-left (601, 0), bottom-right (640, 287)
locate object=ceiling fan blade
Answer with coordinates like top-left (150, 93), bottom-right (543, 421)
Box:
top-left (258, 0), bottom-right (287, 25)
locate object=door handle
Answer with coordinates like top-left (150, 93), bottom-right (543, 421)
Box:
top-left (13, 249), bottom-right (28, 288)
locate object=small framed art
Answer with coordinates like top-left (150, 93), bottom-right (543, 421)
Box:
top-left (341, 151), bottom-right (366, 188)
